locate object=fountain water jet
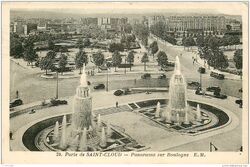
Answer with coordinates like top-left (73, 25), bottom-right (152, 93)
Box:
top-left (155, 102), bottom-right (161, 118)
top-left (53, 121), bottom-right (59, 143)
top-left (184, 110), bottom-right (189, 124)
top-left (97, 114), bottom-right (101, 131)
top-left (59, 115), bottom-right (67, 149)
top-left (176, 113), bottom-right (180, 125)
top-left (106, 123), bottom-right (112, 138)
top-left (165, 56), bottom-right (189, 124)
top-left (79, 128), bottom-right (87, 151)
top-left (196, 104), bottom-right (201, 121)
top-left (100, 127), bottom-right (107, 148)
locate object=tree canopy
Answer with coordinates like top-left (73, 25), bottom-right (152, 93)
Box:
top-left (233, 49), bottom-right (242, 70)
top-left (92, 51), bottom-right (104, 71)
top-left (112, 51), bottom-right (122, 71)
top-left (58, 54), bottom-right (68, 74)
top-left (156, 51), bottom-right (168, 68)
top-left (39, 51), bottom-right (56, 75)
top-left (149, 41), bottom-right (159, 56)
top-left (141, 53), bottom-right (149, 71)
top-left (75, 50), bottom-right (88, 74)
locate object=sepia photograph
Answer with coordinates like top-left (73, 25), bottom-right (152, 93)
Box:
top-left (2, 1), bottom-right (248, 164)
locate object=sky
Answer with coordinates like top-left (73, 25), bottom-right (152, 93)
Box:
top-left (11, 2), bottom-right (246, 16)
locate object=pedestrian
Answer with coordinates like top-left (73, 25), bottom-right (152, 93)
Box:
top-left (10, 131), bottom-right (13, 140)
top-left (134, 79), bottom-right (137, 85)
top-left (193, 60), bottom-right (195, 65)
top-left (116, 101), bottom-right (118, 108)
top-left (16, 90), bottom-right (19, 98)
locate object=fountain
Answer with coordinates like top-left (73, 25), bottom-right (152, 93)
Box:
top-left (164, 56), bottom-right (191, 124)
top-left (155, 102), bottom-right (161, 118)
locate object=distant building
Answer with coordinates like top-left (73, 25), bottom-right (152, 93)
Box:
top-left (13, 21), bottom-right (24, 34)
top-left (37, 22), bottom-right (47, 31)
top-left (227, 20), bottom-right (241, 31)
top-left (166, 15), bottom-right (226, 32)
top-left (97, 17), bottom-right (128, 32)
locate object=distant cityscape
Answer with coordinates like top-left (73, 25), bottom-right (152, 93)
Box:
top-left (11, 12), bottom-right (242, 37)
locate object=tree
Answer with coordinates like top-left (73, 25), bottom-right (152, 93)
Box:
top-left (141, 53), bottom-right (149, 71)
top-left (39, 51), bottom-right (56, 75)
top-left (123, 24), bottom-right (132, 34)
top-left (48, 38), bottom-right (55, 50)
top-left (58, 54), bottom-right (68, 75)
top-left (23, 45), bottom-right (38, 66)
top-left (112, 51), bottom-right (122, 72)
top-left (156, 51), bottom-right (168, 68)
top-left (182, 37), bottom-right (196, 50)
top-left (207, 48), bottom-right (229, 70)
top-left (83, 38), bottom-right (91, 47)
top-left (75, 50), bottom-right (88, 74)
top-left (10, 36), bottom-right (24, 58)
top-left (92, 51), bottom-right (104, 72)
top-left (196, 34), bottom-right (205, 47)
top-left (127, 51), bottom-right (134, 71)
top-left (76, 38), bottom-right (83, 50)
top-left (109, 43), bottom-right (124, 52)
top-left (149, 41), bottom-right (159, 58)
top-left (233, 49), bottom-right (242, 70)
top-left (133, 23), bottom-right (149, 47)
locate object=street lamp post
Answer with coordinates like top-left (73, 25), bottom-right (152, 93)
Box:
top-left (200, 71), bottom-right (202, 90)
top-left (106, 64), bottom-right (110, 92)
top-left (124, 49), bottom-right (127, 74)
top-left (56, 71), bottom-right (59, 99)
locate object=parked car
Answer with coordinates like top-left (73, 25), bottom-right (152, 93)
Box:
top-left (214, 94), bottom-right (227, 99)
top-left (141, 73), bottom-right (151, 79)
top-left (114, 89), bottom-right (124, 96)
top-left (94, 83), bottom-right (105, 89)
top-left (210, 71), bottom-right (225, 80)
top-left (158, 74), bottom-right (166, 79)
top-left (198, 67), bottom-right (206, 74)
top-left (50, 98), bottom-right (68, 106)
top-left (239, 88), bottom-right (243, 93)
top-left (206, 86), bottom-right (221, 93)
top-left (10, 98), bottom-right (23, 108)
top-left (188, 81), bottom-right (200, 87)
top-left (235, 99), bottom-right (243, 108)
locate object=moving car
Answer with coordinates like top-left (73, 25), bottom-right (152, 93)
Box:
top-left (141, 73), bottom-right (151, 79)
top-left (206, 86), bottom-right (221, 93)
top-left (114, 89), bottom-right (124, 96)
top-left (158, 74), bottom-right (166, 79)
top-left (188, 81), bottom-right (200, 87)
top-left (10, 98), bottom-right (23, 108)
top-left (198, 67), bottom-right (206, 74)
top-left (94, 83), bottom-right (105, 89)
top-left (210, 71), bottom-right (225, 80)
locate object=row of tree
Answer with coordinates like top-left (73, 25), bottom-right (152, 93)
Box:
top-left (183, 34), bottom-right (241, 50)
top-left (133, 23), bottom-right (149, 46)
top-left (150, 21), bottom-right (177, 45)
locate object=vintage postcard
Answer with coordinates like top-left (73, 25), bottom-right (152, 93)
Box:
top-left (1, 1), bottom-right (248, 164)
